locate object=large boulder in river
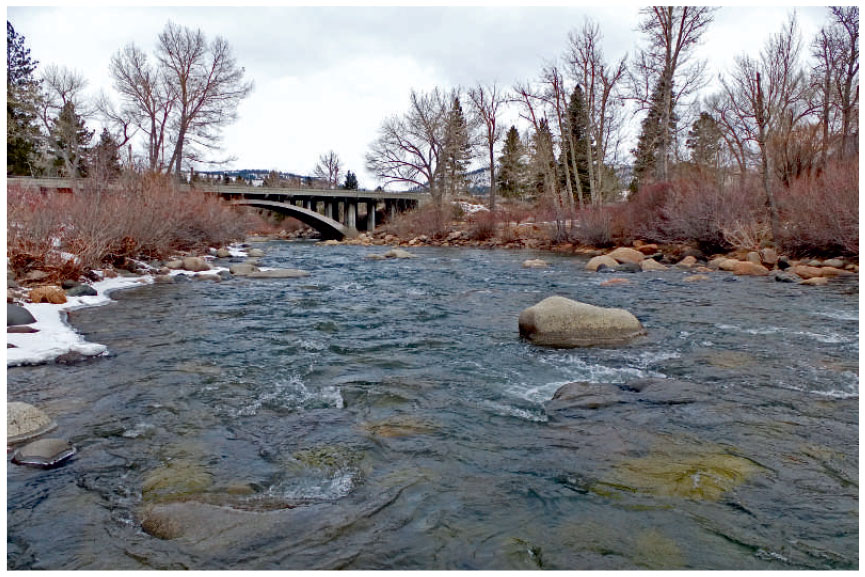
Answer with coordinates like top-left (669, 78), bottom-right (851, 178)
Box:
top-left (606, 247), bottom-right (645, 264)
top-left (383, 249), bottom-right (417, 259)
top-left (585, 255), bottom-right (618, 272)
top-left (7, 303), bottom-right (36, 326)
top-left (8, 402), bottom-right (57, 444)
top-left (518, 296), bottom-right (645, 347)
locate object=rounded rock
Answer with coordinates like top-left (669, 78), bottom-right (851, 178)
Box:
top-left (7, 303), bottom-right (36, 326)
top-left (585, 255), bottom-right (619, 272)
top-left (8, 402), bottom-right (57, 445)
top-left (181, 257), bottom-right (211, 272)
top-left (606, 247), bottom-right (645, 264)
top-left (518, 296), bottom-right (645, 348)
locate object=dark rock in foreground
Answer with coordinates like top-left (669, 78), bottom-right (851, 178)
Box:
top-left (7, 303), bottom-right (36, 326)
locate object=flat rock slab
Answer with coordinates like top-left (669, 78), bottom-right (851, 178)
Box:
top-left (8, 402), bottom-right (57, 445)
top-left (11, 438), bottom-right (76, 468)
top-left (518, 296), bottom-right (645, 347)
top-left (229, 263), bottom-right (259, 276)
top-left (246, 269), bottom-right (309, 279)
top-left (7, 325), bottom-right (38, 333)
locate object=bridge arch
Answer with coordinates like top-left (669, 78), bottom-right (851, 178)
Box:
top-left (230, 199), bottom-right (350, 240)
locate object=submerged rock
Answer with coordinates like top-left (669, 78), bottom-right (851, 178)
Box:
top-left (246, 269), bottom-right (310, 279)
top-left (11, 438), bottom-right (76, 468)
top-left (247, 248), bottom-right (266, 258)
top-left (522, 259), bottom-right (548, 268)
top-left (142, 461), bottom-right (214, 503)
top-left (383, 249), bottom-right (417, 259)
top-left (545, 382), bottom-right (623, 417)
top-left (603, 444), bottom-right (762, 501)
top-left (7, 303), bottom-right (36, 326)
top-left (518, 296), bottom-right (645, 348)
top-left (7, 402), bottom-right (57, 444)
top-left (799, 277), bottom-right (829, 286)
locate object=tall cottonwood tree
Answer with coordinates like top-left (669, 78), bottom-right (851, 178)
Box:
top-left (566, 18), bottom-right (628, 204)
top-left (366, 87), bottom-right (454, 204)
top-left (108, 21), bottom-right (252, 176)
top-left (467, 82), bottom-right (505, 209)
top-left (630, 6), bottom-right (716, 186)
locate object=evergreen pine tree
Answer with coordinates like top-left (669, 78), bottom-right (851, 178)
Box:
top-left (343, 170), bottom-right (359, 190)
top-left (630, 76), bottom-right (677, 192)
top-left (90, 128), bottom-right (123, 180)
top-left (530, 119), bottom-right (556, 198)
top-left (686, 112), bottom-right (722, 171)
top-left (497, 125), bottom-right (528, 199)
top-left (441, 95), bottom-right (472, 198)
top-left (558, 84), bottom-right (592, 205)
top-left (7, 21), bottom-right (42, 176)
top-left (50, 101), bottom-right (93, 177)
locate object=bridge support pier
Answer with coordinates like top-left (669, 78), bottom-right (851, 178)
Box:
top-left (367, 201), bottom-right (376, 232)
top-left (346, 200), bottom-right (357, 229)
top-left (324, 201), bottom-right (333, 220)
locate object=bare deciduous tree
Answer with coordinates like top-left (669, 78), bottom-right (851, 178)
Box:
top-left (107, 21), bottom-right (252, 176)
top-left (721, 14), bottom-right (809, 243)
top-left (366, 87), bottom-right (451, 203)
top-left (108, 43), bottom-right (176, 171)
top-left (313, 150), bottom-right (342, 189)
top-left (467, 82), bottom-right (506, 210)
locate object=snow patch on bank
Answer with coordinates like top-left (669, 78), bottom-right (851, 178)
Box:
top-left (7, 275), bottom-right (156, 367)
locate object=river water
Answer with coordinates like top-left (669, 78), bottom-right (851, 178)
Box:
top-left (7, 241), bottom-right (859, 570)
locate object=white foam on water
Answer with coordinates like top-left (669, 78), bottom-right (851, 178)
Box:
top-left (813, 310), bottom-right (858, 322)
top-left (479, 399), bottom-right (548, 423)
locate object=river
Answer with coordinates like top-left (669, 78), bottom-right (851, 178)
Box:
top-left (6, 241), bottom-right (859, 569)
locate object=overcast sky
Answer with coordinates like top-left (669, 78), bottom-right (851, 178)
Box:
top-left (8, 4), bottom-right (827, 189)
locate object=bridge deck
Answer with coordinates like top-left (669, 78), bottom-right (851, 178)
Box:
top-left (7, 177), bottom-right (428, 203)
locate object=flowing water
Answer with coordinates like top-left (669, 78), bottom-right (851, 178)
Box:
top-left (6, 241), bottom-right (859, 570)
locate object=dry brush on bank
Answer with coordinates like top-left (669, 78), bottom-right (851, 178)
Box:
top-left (7, 175), bottom-right (269, 283)
top-left (570, 159), bottom-right (858, 257)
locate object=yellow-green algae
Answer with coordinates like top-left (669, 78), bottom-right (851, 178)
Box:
top-left (599, 439), bottom-right (763, 501)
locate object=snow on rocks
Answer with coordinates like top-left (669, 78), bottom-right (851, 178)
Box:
top-left (6, 275), bottom-right (154, 367)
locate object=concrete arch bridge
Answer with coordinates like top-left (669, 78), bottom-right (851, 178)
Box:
top-left (216, 188), bottom-right (427, 240)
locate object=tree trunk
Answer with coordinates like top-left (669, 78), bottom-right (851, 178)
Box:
top-left (488, 144), bottom-right (497, 211)
top-left (755, 72), bottom-right (781, 245)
